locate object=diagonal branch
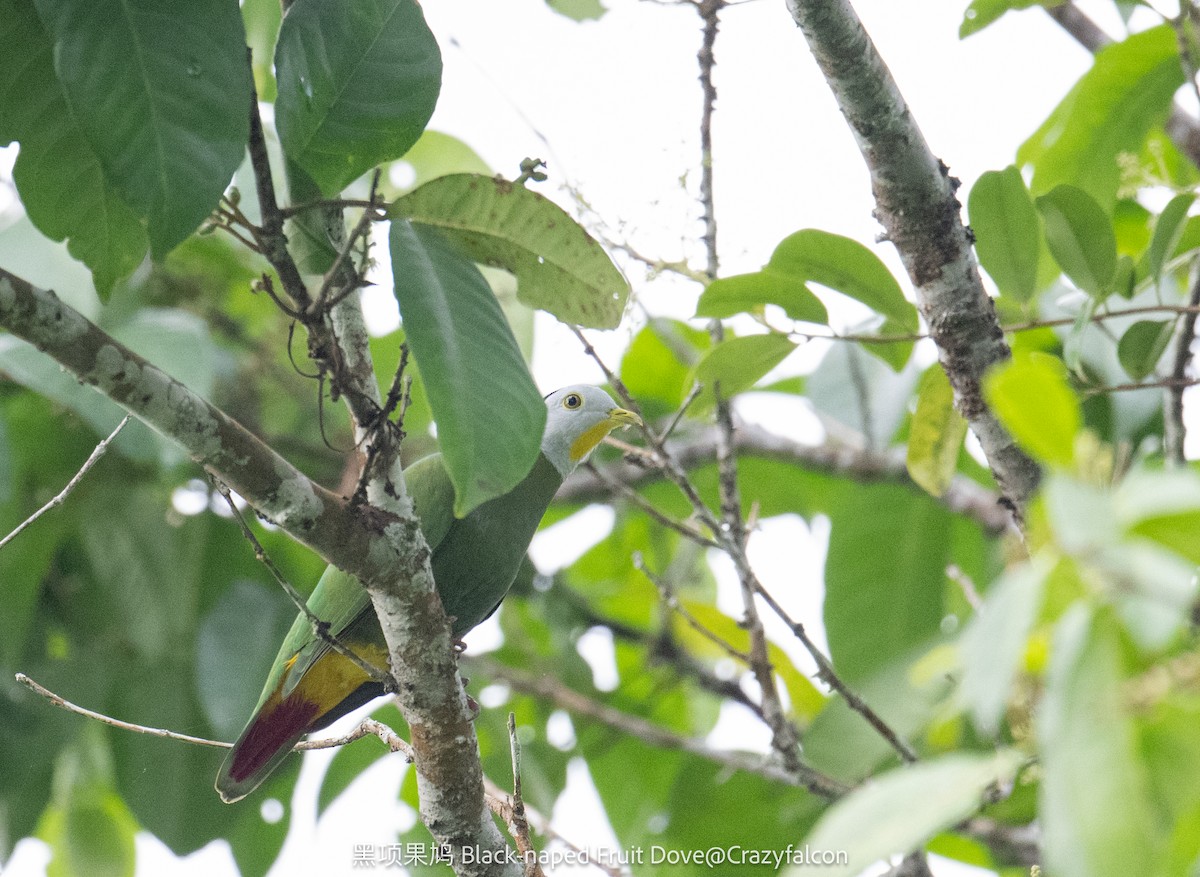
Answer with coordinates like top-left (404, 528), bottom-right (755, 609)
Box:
top-left (560, 423), bottom-right (1011, 535)
top-left (785, 0), bottom-right (1041, 519)
top-left (0, 267), bottom-right (517, 877)
top-left (472, 658), bottom-right (848, 798)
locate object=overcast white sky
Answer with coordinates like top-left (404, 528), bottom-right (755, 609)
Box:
top-left (4, 0), bottom-right (1157, 875)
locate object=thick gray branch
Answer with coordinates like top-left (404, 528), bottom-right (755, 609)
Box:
top-left (559, 423), bottom-right (1010, 535)
top-left (0, 267), bottom-right (517, 877)
top-left (784, 0), bottom-right (1041, 514)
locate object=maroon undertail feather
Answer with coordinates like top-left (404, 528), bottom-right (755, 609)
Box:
top-left (228, 697), bottom-right (320, 783)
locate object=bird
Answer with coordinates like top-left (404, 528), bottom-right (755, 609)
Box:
top-left (215, 385), bottom-right (641, 802)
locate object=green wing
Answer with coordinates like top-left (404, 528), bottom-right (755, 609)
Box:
top-left (257, 453), bottom-right (457, 706)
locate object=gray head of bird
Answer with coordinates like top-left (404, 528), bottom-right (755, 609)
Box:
top-left (541, 385), bottom-right (642, 477)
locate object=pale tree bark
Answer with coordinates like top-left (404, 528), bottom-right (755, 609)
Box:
top-left (0, 268), bottom-right (520, 877)
top-left (784, 0), bottom-right (1042, 516)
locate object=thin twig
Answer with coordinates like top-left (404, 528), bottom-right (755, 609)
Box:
top-left (568, 334), bottom-right (925, 765)
top-left (1166, 263), bottom-right (1200, 464)
top-left (504, 713), bottom-right (545, 877)
top-left (634, 554), bottom-right (751, 663)
top-left (1081, 376), bottom-right (1200, 397)
top-left (310, 170), bottom-right (383, 316)
top-left (582, 461), bottom-right (719, 548)
top-left (0, 416), bottom-right (128, 552)
top-left (16, 672), bottom-right (230, 748)
top-left (661, 383), bottom-right (702, 443)
top-left (16, 672), bottom-right (412, 757)
top-left (696, 0), bottom-right (725, 278)
top-left (750, 580), bottom-right (920, 763)
top-left (472, 659), bottom-right (848, 798)
top-left (246, 71), bottom-right (310, 310)
top-left (209, 478), bottom-right (394, 689)
top-left (481, 777), bottom-right (626, 877)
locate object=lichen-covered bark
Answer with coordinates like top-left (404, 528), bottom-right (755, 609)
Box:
top-left (784, 0), bottom-right (1041, 512)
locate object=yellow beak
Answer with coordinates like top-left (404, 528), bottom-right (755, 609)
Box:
top-left (607, 407), bottom-right (642, 428)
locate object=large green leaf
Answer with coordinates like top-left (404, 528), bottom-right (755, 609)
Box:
top-left (984, 352), bottom-right (1080, 467)
top-left (30, 0), bottom-right (251, 257)
top-left (274, 0), bottom-right (442, 196)
top-left (906, 365), bottom-right (968, 498)
top-left (768, 229), bottom-right (918, 331)
top-left (968, 167), bottom-right (1040, 302)
top-left (795, 751), bottom-right (1024, 876)
top-left (693, 334), bottom-right (797, 407)
top-left (1019, 26), bottom-right (1183, 207)
top-left (1036, 185), bottom-right (1117, 298)
top-left (37, 731), bottom-right (138, 877)
top-left (1040, 607), bottom-right (1165, 877)
top-left (824, 486), bottom-right (950, 683)
top-left (959, 560), bottom-right (1047, 735)
top-left (1117, 320), bottom-right (1173, 381)
top-left (389, 220), bottom-right (545, 516)
top-left (0, 0), bottom-right (147, 298)
top-left (960, 0), bottom-right (1051, 38)
top-left (695, 270), bottom-right (828, 324)
top-left (390, 174), bottom-right (629, 329)
top-left (1146, 192), bottom-right (1195, 284)
top-left (195, 580), bottom-right (295, 742)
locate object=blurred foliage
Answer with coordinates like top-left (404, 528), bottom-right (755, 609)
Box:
top-left (3, 1), bottom-right (1200, 876)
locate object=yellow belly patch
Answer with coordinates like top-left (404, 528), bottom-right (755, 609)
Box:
top-left (294, 642), bottom-right (390, 707)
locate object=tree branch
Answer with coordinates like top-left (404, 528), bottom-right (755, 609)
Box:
top-left (471, 658), bottom-right (849, 798)
top-left (0, 267), bottom-right (518, 877)
top-left (560, 423), bottom-right (1011, 535)
top-left (1165, 265), bottom-right (1200, 464)
top-left (785, 0), bottom-right (1041, 518)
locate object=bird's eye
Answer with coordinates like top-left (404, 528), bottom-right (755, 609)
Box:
top-left (563, 393), bottom-right (583, 410)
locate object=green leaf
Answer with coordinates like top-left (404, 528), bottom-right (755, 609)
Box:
top-left (390, 219), bottom-right (545, 515)
top-left (619, 319), bottom-right (707, 416)
top-left (1040, 607), bottom-right (1165, 877)
top-left (1036, 185), bottom-right (1117, 297)
top-left (547, 0), bottom-right (607, 21)
top-left (30, 0), bottom-right (251, 257)
top-left (387, 130), bottom-right (492, 197)
top-left (1118, 468), bottom-right (1200, 566)
top-left (794, 751), bottom-right (1024, 877)
top-left (807, 343), bottom-right (917, 444)
top-left (968, 167), bottom-right (1040, 302)
top-left (242, 0), bottom-right (281, 103)
top-left (1117, 320), bottom-right (1173, 381)
top-left (906, 366), bottom-right (968, 498)
top-left (0, 0), bottom-right (148, 297)
top-left (1019, 26), bottom-right (1183, 207)
top-left (960, 560), bottom-right (1048, 735)
top-left (984, 352), bottom-right (1081, 466)
top-left (960, 0), bottom-right (1050, 38)
top-left (696, 270), bottom-right (828, 324)
top-left (391, 174), bottom-right (629, 329)
top-left (769, 229), bottom-right (918, 331)
top-left (275, 0), bottom-right (442, 196)
top-left (1147, 192), bottom-right (1195, 283)
top-left (693, 334), bottom-right (797, 406)
top-left (38, 743), bottom-right (139, 877)
top-left (824, 486), bottom-right (950, 683)
top-left (195, 580), bottom-right (295, 742)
